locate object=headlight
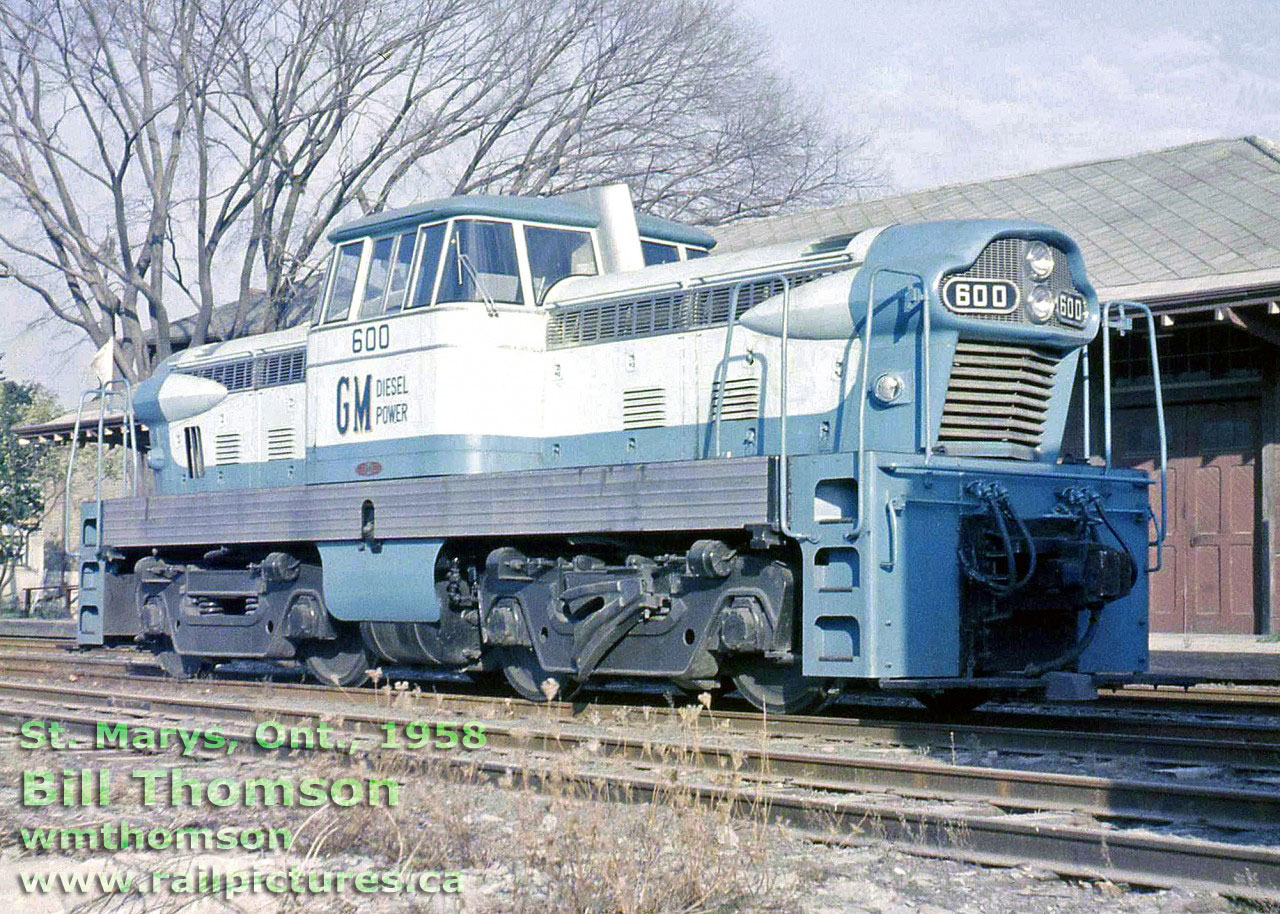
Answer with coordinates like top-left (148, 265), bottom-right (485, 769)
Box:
top-left (1025, 241), bottom-right (1054, 280)
top-left (1026, 284), bottom-right (1054, 323)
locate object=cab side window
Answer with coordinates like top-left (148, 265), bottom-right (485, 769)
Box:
top-left (323, 241), bottom-right (363, 323)
top-left (641, 239), bottom-right (680, 266)
top-left (437, 220), bottom-right (523, 306)
top-left (408, 223), bottom-right (448, 310)
top-left (357, 231), bottom-right (418, 319)
top-left (525, 226), bottom-right (597, 304)
top-left (356, 236), bottom-right (395, 320)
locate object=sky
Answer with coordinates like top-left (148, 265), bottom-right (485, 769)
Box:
top-left (4, 0), bottom-right (1280, 406)
top-left (735, 0), bottom-right (1280, 193)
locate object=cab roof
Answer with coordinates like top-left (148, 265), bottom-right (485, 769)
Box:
top-left (327, 193), bottom-right (717, 250)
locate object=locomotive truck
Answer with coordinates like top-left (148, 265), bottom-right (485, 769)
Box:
top-left (68, 184), bottom-right (1165, 712)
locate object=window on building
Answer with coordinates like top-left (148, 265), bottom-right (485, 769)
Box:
top-left (525, 226), bottom-right (597, 304)
top-left (408, 222), bottom-right (449, 310)
top-left (685, 247), bottom-right (710, 260)
top-left (1112, 322), bottom-right (1262, 387)
top-left (323, 241), bottom-right (363, 323)
top-left (436, 220), bottom-right (523, 306)
top-left (641, 239), bottom-right (680, 266)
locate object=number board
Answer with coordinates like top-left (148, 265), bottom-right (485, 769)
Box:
top-left (942, 278), bottom-right (1019, 315)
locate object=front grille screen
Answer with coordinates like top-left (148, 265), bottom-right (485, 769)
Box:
top-left (940, 340), bottom-right (1060, 453)
top-left (947, 238), bottom-right (1084, 331)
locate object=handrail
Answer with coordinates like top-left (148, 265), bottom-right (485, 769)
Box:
top-left (849, 268), bottom-right (927, 542)
top-left (1080, 346), bottom-right (1091, 458)
top-left (711, 279), bottom-right (754, 459)
top-left (61, 379), bottom-right (140, 578)
top-left (710, 274), bottom-right (812, 543)
top-left (1102, 300), bottom-right (1167, 572)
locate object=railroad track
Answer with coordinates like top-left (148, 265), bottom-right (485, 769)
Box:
top-left (2, 662), bottom-right (1280, 899)
top-left (2, 644), bottom-right (1279, 769)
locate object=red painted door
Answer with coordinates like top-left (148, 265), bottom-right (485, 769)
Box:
top-left (1116, 401), bottom-right (1258, 634)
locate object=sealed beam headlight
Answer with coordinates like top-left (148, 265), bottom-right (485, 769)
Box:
top-left (872, 372), bottom-right (904, 404)
top-left (1025, 241), bottom-right (1054, 280)
top-left (1026, 284), bottom-right (1054, 323)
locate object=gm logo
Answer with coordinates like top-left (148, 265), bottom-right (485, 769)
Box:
top-left (336, 375), bottom-right (372, 434)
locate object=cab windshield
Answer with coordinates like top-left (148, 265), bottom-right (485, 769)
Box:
top-left (437, 219), bottom-right (523, 306)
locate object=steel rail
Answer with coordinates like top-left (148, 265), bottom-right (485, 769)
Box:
top-left (0, 676), bottom-right (1278, 900)
top-left (3, 649), bottom-right (1280, 768)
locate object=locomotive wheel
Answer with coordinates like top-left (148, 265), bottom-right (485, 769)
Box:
top-left (154, 641), bottom-right (209, 679)
top-left (916, 689), bottom-right (988, 714)
top-left (303, 626), bottom-right (371, 688)
top-left (499, 647), bottom-right (570, 703)
top-left (731, 663), bottom-right (824, 714)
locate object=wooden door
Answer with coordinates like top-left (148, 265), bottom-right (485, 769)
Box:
top-left (1116, 400), bottom-right (1258, 634)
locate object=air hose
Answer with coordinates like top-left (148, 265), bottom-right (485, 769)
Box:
top-left (959, 483), bottom-right (1038, 596)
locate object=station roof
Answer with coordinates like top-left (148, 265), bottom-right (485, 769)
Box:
top-left (328, 194), bottom-right (717, 249)
top-left (711, 136), bottom-right (1280, 305)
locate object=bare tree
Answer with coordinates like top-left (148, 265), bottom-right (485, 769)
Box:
top-left (0, 0), bottom-right (878, 378)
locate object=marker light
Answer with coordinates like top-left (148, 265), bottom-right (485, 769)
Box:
top-left (1026, 284), bottom-right (1054, 323)
top-left (873, 373), bottom-right (904, 404)
top-left (1025, 241), bottom-right (1054, 280)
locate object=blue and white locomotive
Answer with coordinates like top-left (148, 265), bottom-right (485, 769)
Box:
top-left (74, 184), bottom-right (1164, 712)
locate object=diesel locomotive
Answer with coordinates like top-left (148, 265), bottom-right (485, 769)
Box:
top-left (69, 184), bottom-right (1165, 712)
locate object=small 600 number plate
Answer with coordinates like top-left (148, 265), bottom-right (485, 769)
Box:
top-left (1056, 291), bottom-right (1087, 326)
top-left (942, 278), bottom-right (1019, 314)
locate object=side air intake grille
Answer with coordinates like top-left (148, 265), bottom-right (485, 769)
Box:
top-left (622, 388), bottom-right (667, 430)
top-left (266, 427), bottom-right (297, 460)
top-left (547, 266), bottom-right (846, 349)
top-left (940, 341), bottom-right (1060, 454)
top-left (213, 432), bottom-right (242, 464)
top-left (711, 376), bottom-right (760, 421)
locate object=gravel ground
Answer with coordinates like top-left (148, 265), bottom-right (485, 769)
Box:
top-left (0, 733), bottom-right (1252, 914)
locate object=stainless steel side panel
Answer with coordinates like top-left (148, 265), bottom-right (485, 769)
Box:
top-left (99, 457), bottom-right (777, 547)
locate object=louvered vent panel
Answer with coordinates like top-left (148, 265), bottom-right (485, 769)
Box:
top-left (213, 432), bottom-right (242, 464)
top-left (711, 376), bottom-right (760, 421)
top-left (939, 341), bottom-right (1059, 453)
top-left (180, 347), bottom-right (306, 391)
top-left (258, 349), bottom-right (307, 387)
top-left (266, 427), bottom-right (296, 460)
top-left (622, 388), bottom-right (667, 430)
top-left (189, 358), bottom-right (254, 391)
top-left (546, 266), bottom-right (845, 349)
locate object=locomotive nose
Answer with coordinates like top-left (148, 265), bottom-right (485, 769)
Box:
top-left (132, 371), bottom-right (229, 424)
top-left (738, 271), bottom-right (858, 340)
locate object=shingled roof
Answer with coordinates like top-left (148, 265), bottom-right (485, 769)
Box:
top-left (711, 136), bottom-right (1280, 303)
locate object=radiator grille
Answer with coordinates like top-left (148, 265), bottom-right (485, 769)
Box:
top-left (546, 266), bottom-right (845, 349)
top-left (258, 349), bottom-right (307, 387)
top-left (180, 347), bottom-right (306, 392)
top-left (189, 358), bottom-right (255, 391)
top-left (213, 432), bottom-right (242, 464)
top-left (939, 341), bottom-right (1060, 453)
top-left (622, 388), bottom-right (667, 430)
top-left (266, 427), bottom-right (297, 460)
top-left (710, 376), bottom-right (760, 421)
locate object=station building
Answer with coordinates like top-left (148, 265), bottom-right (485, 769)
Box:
top-left (714, 136), bottom-right (1280, 636)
